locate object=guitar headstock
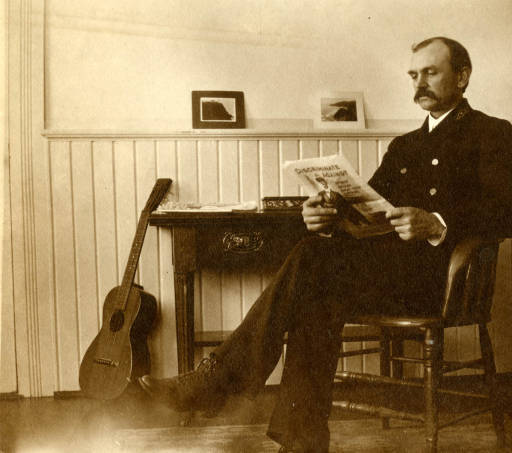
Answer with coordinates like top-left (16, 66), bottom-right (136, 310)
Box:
top-left (143, 178), bottom-right (173, 213)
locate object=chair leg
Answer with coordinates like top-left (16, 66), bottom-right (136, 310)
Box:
top-left (479, 323), bottom-right (505, 448)
top-left (424, 327), bottom-right (443, 453)
top-left (380, 331), bottom-right (391, 429)
top-left (391, 338), bottom-right (404, 379)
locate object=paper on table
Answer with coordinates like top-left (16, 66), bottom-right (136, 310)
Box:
top-left (156, 200), bottom-right (258, 212)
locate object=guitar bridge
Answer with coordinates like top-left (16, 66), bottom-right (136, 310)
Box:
top-left (93, 358), bottom-right (119, 367)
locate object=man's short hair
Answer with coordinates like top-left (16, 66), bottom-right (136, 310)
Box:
top-left (412, 37), bottom-right (472, 91)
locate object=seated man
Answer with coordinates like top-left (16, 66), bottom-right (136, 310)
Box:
top-left (139, 37), bottom-right (512, 453)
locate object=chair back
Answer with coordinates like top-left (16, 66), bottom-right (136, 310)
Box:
top-left (441, 238), bottom-right (501, 326)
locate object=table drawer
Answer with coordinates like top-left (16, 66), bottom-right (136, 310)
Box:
top-left (197, 223), bottom-right (306, 270)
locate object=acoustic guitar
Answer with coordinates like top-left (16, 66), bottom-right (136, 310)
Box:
top-left (79, 178), bottom-right (172, 400)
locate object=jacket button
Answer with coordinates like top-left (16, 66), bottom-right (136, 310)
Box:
top-left (400, 167), bottom-right (407, 174)
top-left (432, 158), bottom-right (439, 166)
top-left (429, 188), bottom-right (437, 196)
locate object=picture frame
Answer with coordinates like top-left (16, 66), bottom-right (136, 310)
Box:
top-left (192, 91), bottom-right (245, 129)
top-left (314, 91), bottom-right (366, 130)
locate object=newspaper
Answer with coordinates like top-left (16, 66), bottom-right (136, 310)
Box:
top-left (284, 154), bottom-right (394, 239)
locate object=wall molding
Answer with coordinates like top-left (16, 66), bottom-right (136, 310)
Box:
top-left (20, 104), bottom-right (42, 397)
top-left (42, 129), bottom-right (404, 140)
top-left (5, 0), bottom-right (52, 397)
top-left (15, 0), bottom-right (43, 398)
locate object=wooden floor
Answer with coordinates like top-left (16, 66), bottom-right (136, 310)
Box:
top-left (114, 419), bottom-right (512, 453)
top-left (1, 379), bottom-right (512, 452)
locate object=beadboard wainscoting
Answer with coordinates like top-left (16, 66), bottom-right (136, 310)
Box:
top-left (7, 130), bottom-right (511, 396)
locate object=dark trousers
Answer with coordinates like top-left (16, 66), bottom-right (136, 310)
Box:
top-left (214, 233), bottom-right (445, 451)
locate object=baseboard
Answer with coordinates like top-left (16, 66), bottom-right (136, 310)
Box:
top-left (0, 392), bottom-right (23, 400)
top-left (53, 390), bottom-right (84, 399)
top-left (41, 372), bottom-right (512, 401)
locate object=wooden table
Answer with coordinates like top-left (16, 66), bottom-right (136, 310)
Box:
top-left (149, 210), bottom-right (308, 373)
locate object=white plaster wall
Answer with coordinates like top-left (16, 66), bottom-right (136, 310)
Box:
top-left (45, 0), bottom-right (512, 131)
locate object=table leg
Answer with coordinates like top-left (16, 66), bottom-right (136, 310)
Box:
top-left (174, 271), bottom-right (195, 374)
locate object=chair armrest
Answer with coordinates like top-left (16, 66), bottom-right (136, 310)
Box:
top-left (441, 237), bottom-right (501, 324)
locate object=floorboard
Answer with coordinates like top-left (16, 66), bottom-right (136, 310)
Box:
top-left (1, 377), bottom-right (511, 452)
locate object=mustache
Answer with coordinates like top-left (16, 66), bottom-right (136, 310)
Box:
top-left (414, 89), bottom-right (438, 102)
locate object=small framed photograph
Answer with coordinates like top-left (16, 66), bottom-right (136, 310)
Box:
top-left (315, 91), bottom-right (365, 129)
top-left (192, 91), bottom-right (245, 129)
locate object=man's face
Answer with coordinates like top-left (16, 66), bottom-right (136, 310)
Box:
top-left (408, 40), bottom-right (463, 117)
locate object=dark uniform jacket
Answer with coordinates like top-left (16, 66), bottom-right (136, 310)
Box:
top-left (364, 99), bottom-right (512, 314)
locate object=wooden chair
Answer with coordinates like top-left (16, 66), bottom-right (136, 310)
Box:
top-left (335, 237), bottom-right (506, 452)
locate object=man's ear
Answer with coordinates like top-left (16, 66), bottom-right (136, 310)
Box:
top-left (457, 66), bottom-right (471, 90)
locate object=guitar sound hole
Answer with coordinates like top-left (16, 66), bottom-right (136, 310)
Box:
top-left (110, 310), bottom-right (125, 332)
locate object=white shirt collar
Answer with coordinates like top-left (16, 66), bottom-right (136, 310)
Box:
top-left (428, 108), bottom-right (455, 132)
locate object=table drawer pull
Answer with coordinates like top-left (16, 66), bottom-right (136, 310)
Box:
top-left (223, 232), bottom-right (264, 253)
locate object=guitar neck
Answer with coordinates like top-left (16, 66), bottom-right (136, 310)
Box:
top-left (112, 178), bottom-right (172, 311)
top-left (118, 210), bottom-right (150, 310)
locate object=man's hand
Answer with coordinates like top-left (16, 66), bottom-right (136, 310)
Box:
top-left (302, 195), bottom-right (338, 233)
top-left (386, 207), bottom-right (445, 241)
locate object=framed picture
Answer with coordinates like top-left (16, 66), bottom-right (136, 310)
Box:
top-left (315, 91), bottom-right (365, 129)
top-left (192, 91), bottom-right (245, 129)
